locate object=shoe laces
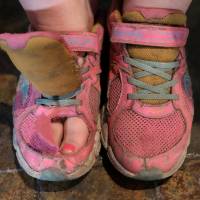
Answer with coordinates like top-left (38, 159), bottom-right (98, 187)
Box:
top-left (36, 87), bottom-right (81, 106)
top-left (125, 57), bottom-right (179, 100)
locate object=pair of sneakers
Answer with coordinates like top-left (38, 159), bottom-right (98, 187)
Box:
top-left (0, 2), bottom-right (193, 181)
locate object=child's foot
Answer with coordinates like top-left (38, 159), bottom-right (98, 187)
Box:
top-left (18, 0), bottom-right (95, 156)
top-left (1, 27), bottom-right (103, 181)
top-left (0, 0), bottom-right (103, 181)
top-left (51, 117), bottom-right (89, 154)
top-left (102, 1), bottom-right (193, 181)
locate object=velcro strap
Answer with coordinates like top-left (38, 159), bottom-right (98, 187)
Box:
top-left (0, 31), bottom-right (101, 53)
top-left (63, 32), bottom-right (101, 53)
top-left (111, 23), bottom-right (189, 47)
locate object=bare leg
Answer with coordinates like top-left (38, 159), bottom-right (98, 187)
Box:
top-left (19, 0), bottom-right (94, 32)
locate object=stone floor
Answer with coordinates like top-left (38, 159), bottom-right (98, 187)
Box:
top-left (0, 1), bottom-right (200, 200)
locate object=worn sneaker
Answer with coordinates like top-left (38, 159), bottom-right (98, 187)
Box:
top-left (0, 25), bottom-right (103, 181)
top-left (102, 2), bottom-right (193, 181)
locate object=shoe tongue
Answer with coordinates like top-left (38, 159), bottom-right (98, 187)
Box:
top-left (0, 37), bottom-right (82, 97)
top-left (123, 8), bottom-right (186, 26)
top-left (122, 9), bottom-right (186, 105)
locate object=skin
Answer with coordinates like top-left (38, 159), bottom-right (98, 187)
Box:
top-left (19, 0), bottom-right (94, 32)
top-left (18, 0), bottom-right (192, 154)
top-left (123, 0), bottom-right (192, 13)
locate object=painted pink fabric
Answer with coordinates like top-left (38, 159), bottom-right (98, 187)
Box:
top-left (0, 25), bottom-right (103, 179)
top-left (0, 31), bottom-right (101, 52)
top-left (106, 7), bottom-right (193, 177)
top-left (111, 23), bottom-right (189, 47)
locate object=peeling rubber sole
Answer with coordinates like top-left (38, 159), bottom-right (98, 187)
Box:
top-left (13, 117), bottom-right (101, 182)
top-left (101, 106), bottom-right (189, 181)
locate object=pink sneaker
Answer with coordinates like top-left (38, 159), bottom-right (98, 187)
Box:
top-left (102, 3), bottom-right (194, 180)
top-left (0, 25), bottom-right (103, 181)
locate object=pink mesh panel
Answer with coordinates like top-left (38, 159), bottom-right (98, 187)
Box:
top-left (19, 113), bottom-right (58, 154)
top-left (109, 77), bottom-right (122, 113)
top-left (113, 110), bottom-right (186, 158)
top-left (89, 86), bottom-right (100, 119)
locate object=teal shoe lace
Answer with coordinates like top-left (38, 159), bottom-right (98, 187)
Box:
top-left (125, 57), bottom-right (179, 100)
top-left (36, 87), bottom-right (81, 106)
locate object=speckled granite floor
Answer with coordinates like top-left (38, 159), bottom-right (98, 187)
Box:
top-left (0, 1), bottom-right (200, 200)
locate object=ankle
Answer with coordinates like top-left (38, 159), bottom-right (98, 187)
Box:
top-left (20, 0), bottom-right (94, 32)
top-left (123, 0), bottom-right (192, 13)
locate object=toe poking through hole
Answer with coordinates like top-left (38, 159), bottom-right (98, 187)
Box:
top-left (60, 117), bottom-right (89, 155)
